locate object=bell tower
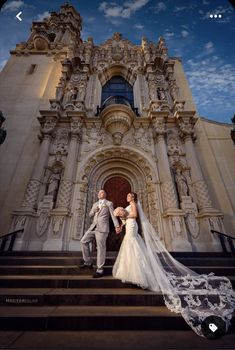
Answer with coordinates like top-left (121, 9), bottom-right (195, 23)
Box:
top-left (0, 4), bottom-right (83, 238)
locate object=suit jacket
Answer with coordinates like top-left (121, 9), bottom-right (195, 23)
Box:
top-left (88, 199), bottom-right (119, 233)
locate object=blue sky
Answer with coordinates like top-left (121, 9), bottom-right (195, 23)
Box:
top-left (0, 0), bottom-right (234, 123)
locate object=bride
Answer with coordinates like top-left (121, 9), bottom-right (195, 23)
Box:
top-left (113, 192), bottom-right (235, 337)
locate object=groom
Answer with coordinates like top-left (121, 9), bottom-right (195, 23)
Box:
top-left (80, 190), bottom-right (120, 278)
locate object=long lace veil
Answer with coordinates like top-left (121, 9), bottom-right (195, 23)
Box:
top-left (136, 201), bottom-right (235, 337)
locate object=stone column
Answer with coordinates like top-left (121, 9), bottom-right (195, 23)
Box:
top-left (12, 116), bottom-right (57, 251)
top-left (152, 113), bottom-right (178, 212)
top-left (176, 112), bottom-right (223, 251)
top-left (57, 117), bottom-right (83, 210)
top-left (21, 117), bottom-right (57, 210)
top-left (42, 115), bottom-right (83, 251)
top-left (176, 113), bottom-right (215, 213)
top-left (151, 112), bottom-right (191, 251)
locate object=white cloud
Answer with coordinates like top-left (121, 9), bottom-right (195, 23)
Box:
top-left (36, 11), bottom-right (51, 22)
top-left (181, 30), bottom-right (189, 38)
top-left (85, 17), bottom-right (95, 23)
top-left (2, 0), bottom-right (24, 12)
top-left (173, 6), bottom-right (187, 13)
top-left (204, 41), bottom-right (213, 50)
top-left (134, 24), bottom-right (144, 29)
top-left (203, 41), bottom-right (214, 55)
top-left (185, 57), bottom-right (235, 121)
top-left (165, 31), bottom-right (174, 38)
top-left (155, 2), bottom-right (166, 14)
top-left (99, 0), bottom-right (149, 19)
top-left (203, 0), bottom-right (209, 5)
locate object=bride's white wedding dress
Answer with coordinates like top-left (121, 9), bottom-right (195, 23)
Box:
top-left (113, 205), bottom-right (159, 290)
top-left (112, 202), bottom-right (235, 337)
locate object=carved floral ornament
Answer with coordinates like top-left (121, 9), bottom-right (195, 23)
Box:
top-left (177, 117), bottom-right (197, 141)
top-left (152, 117), bottom-right (167, 139)
top-left (39, 116), bottom-right (58, 137)
top-left (70, 117), bottom-right (83, 136)
top-left (80, 148), bottom-right (156, 182)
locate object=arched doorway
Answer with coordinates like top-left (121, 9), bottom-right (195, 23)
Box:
top-left (104, 176), bottom-right (131, 251)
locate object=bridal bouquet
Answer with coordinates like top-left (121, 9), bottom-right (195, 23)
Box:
top-left (113, 207), bottom-right (128, 225)
top-left (113, 207), bottom-right (128, 218)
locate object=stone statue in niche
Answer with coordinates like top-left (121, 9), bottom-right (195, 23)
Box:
top-left (55, 76), bottom-right (66, 101)
top-left (70, 86), bottom-right (78, 101)
top-left (157, 88), bottom-right (167, 100)
top-left (77, 74), bottom-right (87, 101)
top-left (174, 168), bottom-right (189, 199)
top-left (46, 168), bottom-right (61, 205)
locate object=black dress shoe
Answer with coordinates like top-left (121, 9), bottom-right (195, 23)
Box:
top-left (79, 262), bottom-right (93, 269)
top-left (93, 271), bottom-right (104, 278)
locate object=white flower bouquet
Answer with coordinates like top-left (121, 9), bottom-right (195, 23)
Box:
top-left (113, 207), bottom-right (128, 218)
top-left (113, 207), bottom-right (128, 225)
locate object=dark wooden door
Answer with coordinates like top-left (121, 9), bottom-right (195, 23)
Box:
top-left (104, 177), bottom-right (131, 251)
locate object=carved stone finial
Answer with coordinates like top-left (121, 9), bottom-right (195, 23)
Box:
top-left (112, 33), bottom-right (122, 41)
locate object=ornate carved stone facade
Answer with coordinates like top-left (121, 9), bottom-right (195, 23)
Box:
top-left (0, 4), bottom-right (234, 252)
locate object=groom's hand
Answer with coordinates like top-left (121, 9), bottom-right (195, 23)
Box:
top-left (115, 227), bottom-right (121, 234)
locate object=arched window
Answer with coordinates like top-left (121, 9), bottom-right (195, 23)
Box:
top-left (101, 76), bottom-right (134, 107)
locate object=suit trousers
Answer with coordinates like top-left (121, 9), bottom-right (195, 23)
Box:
top-left (81, 228), bottom-right (109, 273)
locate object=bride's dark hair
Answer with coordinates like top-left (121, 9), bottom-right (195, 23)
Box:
top-left (130, 192), bottom-right (138, 202)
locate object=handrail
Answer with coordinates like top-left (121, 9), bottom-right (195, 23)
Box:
top-left (211, 230), bottom-right (235, 240)
top-left (0, 229), bottom-right (24, 239)
top-left (0, 229), bottom-right (24, 252)
top-left (211, 230), bottom-right (235, 257)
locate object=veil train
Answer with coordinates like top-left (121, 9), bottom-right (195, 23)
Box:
top-left (136, 201), bottom-right (235, 337)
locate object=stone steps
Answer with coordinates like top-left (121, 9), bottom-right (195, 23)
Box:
top-left (0, 251), bottom-right (234, 334)
top-left (1, 265), bottom-right (235, 275)
top-left (0, 287), bottom-right (163, 306)
top-left (1, 256), bottom-right (235, 266)
top-left (0, 305), bottom-right (234, 331)
top-left (1, 274), bottom-right (235, 289)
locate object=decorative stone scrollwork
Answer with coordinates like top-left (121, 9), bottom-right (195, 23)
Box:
top-left (152, 118), bottom-right (166, 141)
top-left (148, 188), bottom-right (161, 239)
top-left (36, 209), bottom-right (50, 238)
top-left (124, 126), bottom-right (152, 152)
top-left (173, 101), bottom-right (185, 112)
top-left (52, 216), bottom-right (64, 236)
top-left (185, 209), bottom-right (200, 239)
top-left (70, 117), bottom-right (83, 138)
top-left (172, 217), bottom-right (183, 238)
top-left (40, 117), bottom-right (57, 136)
top-left (53, 128), bottom-right (69, 155)
top-left (178, 117), bottom-right (196, 141)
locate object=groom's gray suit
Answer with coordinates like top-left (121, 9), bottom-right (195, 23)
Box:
top-left (81, 199), bottom-right (119, 273)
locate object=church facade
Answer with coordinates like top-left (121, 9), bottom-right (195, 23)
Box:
top-left (0, 4), bottom-right (234, 252)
